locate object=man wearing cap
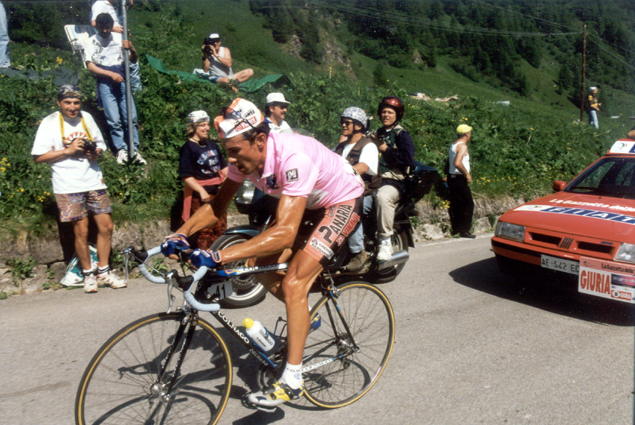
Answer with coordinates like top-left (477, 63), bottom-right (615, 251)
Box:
top-left (161, 98), bottom-right (364, 409)
top-left (264, 93), bottom-right (292, 133)
top-left (447, 124), bottom-right (475, 239)
top-left (197, 33), bottom-right (253, 89)
top-left (586, 87), bottom-right (601, 129)
top-left (31, 85), bottom-right (126, 293)
top-left (85, 13), bottom-right (145, 165)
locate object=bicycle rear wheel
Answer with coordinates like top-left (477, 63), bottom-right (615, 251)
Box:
top-left (303, 281), bottom-right (395, 408)
top-left (75, 313), bottom-right (232, 425)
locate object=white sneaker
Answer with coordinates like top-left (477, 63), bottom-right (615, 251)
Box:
top-left (377, 238), bottom-right (393, 262)
top-left (134, 151), bottom-right (147, 164)
top-left (116, 149), bottom-right (128, 164)
top-left (84, 274), bottom-right (98, 293)
top-left (97, 271), bottom-right (127, 289)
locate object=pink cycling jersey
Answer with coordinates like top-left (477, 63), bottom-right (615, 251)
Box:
top-left (227, 132), bottom-right (364, 210)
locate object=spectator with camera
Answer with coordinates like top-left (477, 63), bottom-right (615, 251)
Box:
top-left (31, 85), bottom-right (125, 293)
top-left (85, 13), bottom-right (145, 165)
top-left (195, 33), bottom-right (253, 90)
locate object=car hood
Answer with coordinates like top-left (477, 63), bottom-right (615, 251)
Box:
top-left (501, 192), bottom-right (635, 242)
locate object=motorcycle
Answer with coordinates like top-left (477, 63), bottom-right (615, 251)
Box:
top-left (211, 161), bottom-right (438, 308)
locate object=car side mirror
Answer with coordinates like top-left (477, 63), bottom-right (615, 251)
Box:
top-left (552, 181), bottom-right (566, 192)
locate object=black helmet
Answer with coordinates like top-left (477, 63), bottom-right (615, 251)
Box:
top-left (377, 96), bottom-right (404, 122)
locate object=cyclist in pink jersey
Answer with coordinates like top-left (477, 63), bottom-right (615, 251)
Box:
top-left (162, 98), bottom-right (364, 409)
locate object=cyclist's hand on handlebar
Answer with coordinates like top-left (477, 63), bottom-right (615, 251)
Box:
top-left (189, 249), bottom-right (221, 269)
top-left (161, 233), bottom-right (191, 259)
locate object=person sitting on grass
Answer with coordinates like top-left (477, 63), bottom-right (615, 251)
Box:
top-left (194, 33), bottom-right (253, 91)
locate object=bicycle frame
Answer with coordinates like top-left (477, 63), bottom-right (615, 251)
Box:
top-left (128, 248), bottom-right (362, 398)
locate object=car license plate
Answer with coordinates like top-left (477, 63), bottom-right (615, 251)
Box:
top-left (540, 255), bottom-right (579, 275)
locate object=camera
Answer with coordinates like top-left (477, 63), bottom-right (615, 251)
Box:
top-left (203, 37), bottom-right (219, 54)
top-left (82, 139), bottom-right (97, 152)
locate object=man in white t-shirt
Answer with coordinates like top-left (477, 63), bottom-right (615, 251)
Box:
top-left (194, 33), bottom-right (253, 90)
top-left (31, 85), bottom-right (126, 293)
top-left (89, 0), bottom-right (142, 92)
top-left (85, 13), bottom-right (145, 165)
top-left (334, 107), bottom-right (379, 272)
top-left (264, 92), bottom-right (292, 133)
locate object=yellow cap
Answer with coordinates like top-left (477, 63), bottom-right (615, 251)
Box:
top-left (243, 318), bottom-right (254, 328)
top-left (457, 124), bottom-right (472, 134)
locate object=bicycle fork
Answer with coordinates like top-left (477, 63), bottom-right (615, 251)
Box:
top-left (152, 314), bottom-right (199, 403)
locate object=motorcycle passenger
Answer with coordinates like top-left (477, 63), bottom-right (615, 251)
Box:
top-left (334, 107), bottom-right (380, 273)
top-left (162, 98), bottom-right (364, 408)
top-left (370, 97), bottom-right (415, 261)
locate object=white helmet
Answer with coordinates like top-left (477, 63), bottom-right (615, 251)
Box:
top-left (341, 107), bottom-right (368, 132)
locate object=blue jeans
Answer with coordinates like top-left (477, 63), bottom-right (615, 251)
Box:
top-left (97, 79), bottom-right (140, 152)
top-left (348, 194), bottom-right (374, 254)
top-left (0, 3), bottom-right (10, 68)
top-left (588, 110), bottom-right (598, 129)
top-left (130, 62), bottom-right (142, 92)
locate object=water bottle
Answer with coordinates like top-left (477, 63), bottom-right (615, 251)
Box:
top-left (243, 318), bottom-right (275, 352)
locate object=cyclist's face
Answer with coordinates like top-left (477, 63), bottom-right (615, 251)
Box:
top-left (223, 132), bottom-right (266, 176)
top-left (57, 98), bottom-right (81, 119)
top-left (380, 107), bottom-right (397, 127)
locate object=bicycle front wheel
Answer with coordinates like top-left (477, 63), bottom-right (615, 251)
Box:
top-left (303, 281), bottom-right (396, 408)
top-left (75, 313), bottom-right (232, 425)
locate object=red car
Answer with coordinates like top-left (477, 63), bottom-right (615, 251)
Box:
top-left (492, 139), bottom-right (635, 303)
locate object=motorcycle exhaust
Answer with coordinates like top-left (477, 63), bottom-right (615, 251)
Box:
top-left (376, 250), bottom-right (409, 270)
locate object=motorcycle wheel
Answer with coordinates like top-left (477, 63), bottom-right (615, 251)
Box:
top-left (209, 234), bottom-right (268, 308)
top-left (366, 230), bottom-right (409, 284)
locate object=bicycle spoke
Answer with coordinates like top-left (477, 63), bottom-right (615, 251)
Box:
top-left (302, 282), bottom-right (395, 408)
top-left (76, 314), bottom-right (232, 425)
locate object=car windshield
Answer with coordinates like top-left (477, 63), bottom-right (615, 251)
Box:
top-left (566, 157), bottom-right (635, 199)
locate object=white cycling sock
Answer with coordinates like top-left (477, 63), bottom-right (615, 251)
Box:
top-left (281, 362), bottom-right (303, 389)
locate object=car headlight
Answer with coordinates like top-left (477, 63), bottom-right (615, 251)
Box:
top-left (495, 221), bottom-right (525, 243)
top-left (615, 243), bottom-right (635, 264)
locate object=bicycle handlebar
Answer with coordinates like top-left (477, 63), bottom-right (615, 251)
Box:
top-left (132, 246), bottom-right (220, 312)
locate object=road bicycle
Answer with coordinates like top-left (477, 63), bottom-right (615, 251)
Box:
top-left (74, 245), bottom-right (396, 424)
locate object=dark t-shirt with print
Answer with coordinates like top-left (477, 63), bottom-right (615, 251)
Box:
top-left (179, 139), bottom-right (227, 194)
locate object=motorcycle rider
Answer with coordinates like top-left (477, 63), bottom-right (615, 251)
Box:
top-left (371, 97), bottom-right (415, 261)
top-left (161, 98), bottom-right (364, 409)
top-left (334, 107), bottom-right (380, 273)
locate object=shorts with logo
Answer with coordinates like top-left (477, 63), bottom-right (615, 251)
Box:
top-left (55, 189), bottom-right (112, 222)
top-left (294, 197), bottom-right (362, 266)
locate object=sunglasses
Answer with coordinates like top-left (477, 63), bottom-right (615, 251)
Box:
top-left (340, 120), bottom-right (354, 126)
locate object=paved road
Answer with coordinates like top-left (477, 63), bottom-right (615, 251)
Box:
top-left (1, 235), bottom-right (633, 424)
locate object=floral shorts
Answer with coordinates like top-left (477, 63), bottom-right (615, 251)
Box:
top-left (55, 189), bottom-right (112, 222)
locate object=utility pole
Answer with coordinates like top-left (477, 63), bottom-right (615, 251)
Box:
top-left (579, 24), bottom-right (587, 122)
top-left (121, 0), bottom-right (134, 161)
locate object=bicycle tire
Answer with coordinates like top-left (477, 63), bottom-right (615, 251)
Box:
top-left (75, 313), bottom-right (232, 425)
top-left (302, 281), bottom-right (395, 408)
